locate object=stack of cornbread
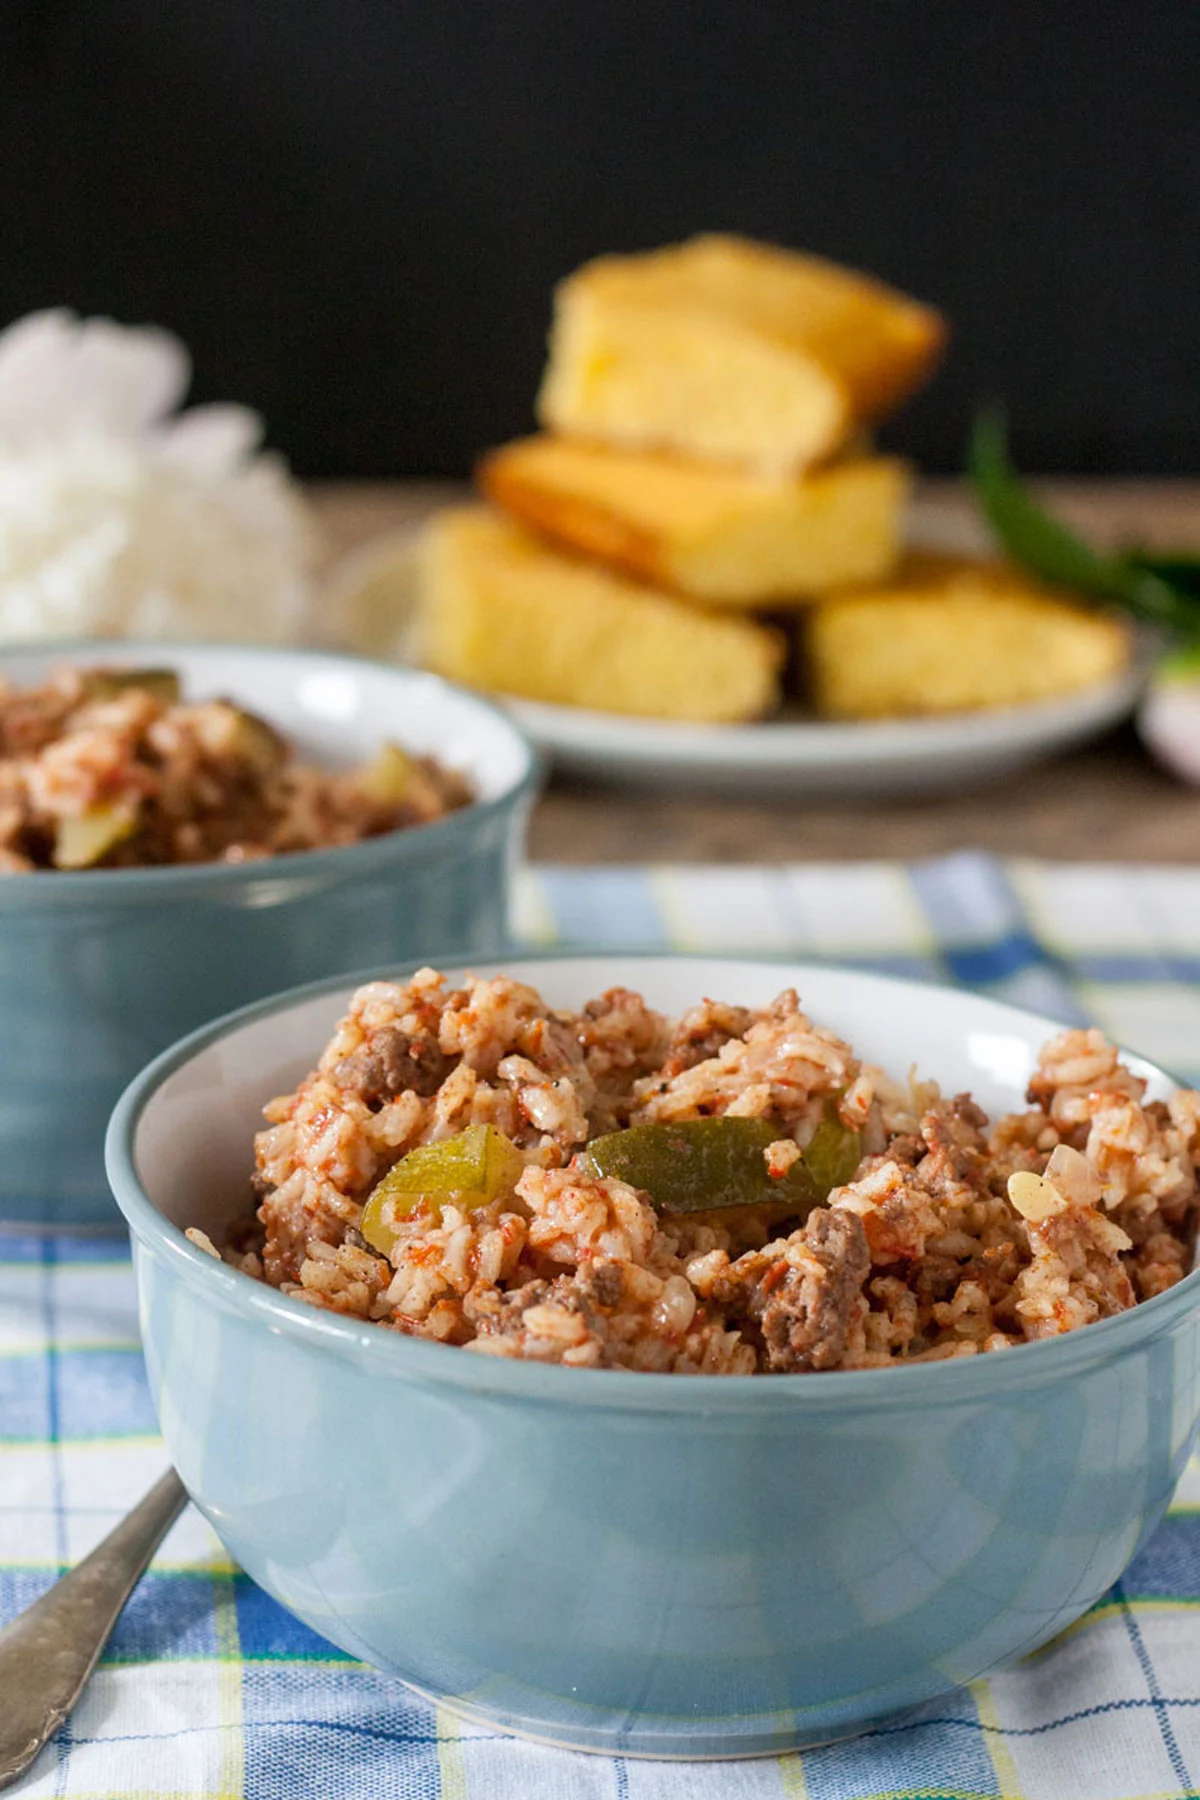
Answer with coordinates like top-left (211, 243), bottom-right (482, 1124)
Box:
top-left (416, 235), bottom-right (1129, 723)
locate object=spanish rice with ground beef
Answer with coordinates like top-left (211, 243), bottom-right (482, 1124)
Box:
top-left (0, 665), bottom-right (470, 871)
top-left (193, 968), bottom-right (1200, 1374)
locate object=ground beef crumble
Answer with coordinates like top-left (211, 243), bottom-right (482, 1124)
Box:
top-left (0, 664), bottom-right (471, 871)
top-left (200, 973), bottom-right (1200, 1374)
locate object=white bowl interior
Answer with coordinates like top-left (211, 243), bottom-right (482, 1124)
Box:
top-left (0, 642), bottom-right (530, 799)
top-left (132, 956), bottom-right (1175, 1245)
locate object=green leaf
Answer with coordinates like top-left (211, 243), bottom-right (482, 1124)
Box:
top-left (967, 410), bottom-right (1200, 637)
top-left (968, 409), bottom-right (1125, 597)
top-left (1159, 635), bottom-right (1200, 681)
top-left (1125, 553), bottom-right (1200, 604)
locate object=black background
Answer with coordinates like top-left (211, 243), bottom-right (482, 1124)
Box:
top-left (2, 0), bottom-right (1197, 477)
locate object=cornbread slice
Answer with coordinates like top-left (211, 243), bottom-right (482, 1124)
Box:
top-left (479, 436), bottom-right (909, 605)
top-left (806, 554), bottom-right (1131, 719)
top-left (537, 235), bottom-right (945, 476)
top-left (418, 506), bottom-right (783, 722)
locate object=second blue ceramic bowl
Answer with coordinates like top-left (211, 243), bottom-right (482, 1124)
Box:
top-left (107, 955), bottom-right (1200, 1758)
top-left (0, 641), bottom-right (538, 1221)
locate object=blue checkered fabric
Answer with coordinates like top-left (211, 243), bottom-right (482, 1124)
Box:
top-left (4, 853), bottom-right (1200, 1799)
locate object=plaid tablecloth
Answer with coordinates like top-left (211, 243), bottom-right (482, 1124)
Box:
top-left (4, 852), bottom-right (1200, 1800)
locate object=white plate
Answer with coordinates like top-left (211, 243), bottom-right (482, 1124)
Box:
top-left (321, 512), bottom-right (1150, 799)
top-left (506, 662), bottom-right (1147, 797)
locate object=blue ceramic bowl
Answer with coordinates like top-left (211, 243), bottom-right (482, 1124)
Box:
top-left (107, 954), bottom-right (1200, 1759)
top-left (1, 642), bottom-right (537, 1222)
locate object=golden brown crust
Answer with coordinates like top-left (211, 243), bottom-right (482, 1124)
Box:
top-left (478, 444), bottom-right (669, 588)
top-left (478, 437), bottom-right (910, 604)
top-left (537, 235), bottom-right (948, 475)
top-left (846, 309), bottom-right (948, 427)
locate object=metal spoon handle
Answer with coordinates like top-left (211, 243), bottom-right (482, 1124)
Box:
top-left (0, 1467), bottom-right (188, 1790)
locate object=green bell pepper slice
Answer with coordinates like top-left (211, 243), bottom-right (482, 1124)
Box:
top-left (360, 1124), bottom-right (524, 1253)
top-left (584, 1112), bottom-right (861, 1219)
top-left (81, 668), bottom-right (182, 706)
top-left (356, 742), bottom-right (417, 805)
top-left (53, 802), bottom-right (141, 870)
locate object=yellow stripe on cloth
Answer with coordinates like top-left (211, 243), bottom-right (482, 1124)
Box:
top-left (971, 1676), bottom-right (1025, 1799)
top-left (1025, 1594), bottom-right (1200, 1664)
top-left (511, 867), bottom-right (560, 946)
top-left (212, 1565), bottom-right (246, 1800)
top-left (778, 1747), bottom-right (810, 1797)
top-left (436, 1704), bottom-right (469, 1800)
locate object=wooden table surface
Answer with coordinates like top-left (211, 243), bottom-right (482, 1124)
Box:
top-left (310, 479), bottom-right (1200, 864)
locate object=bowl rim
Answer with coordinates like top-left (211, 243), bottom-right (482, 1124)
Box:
top-left (107, 949), bottom-right (1200, 1413)
top-left (0, 636), bottom-right (541, 903)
